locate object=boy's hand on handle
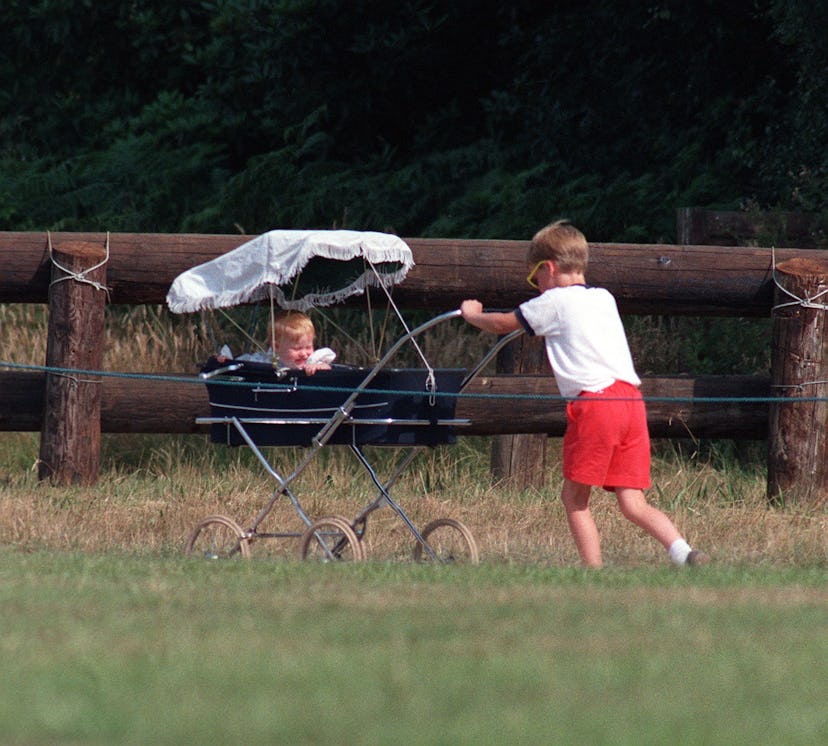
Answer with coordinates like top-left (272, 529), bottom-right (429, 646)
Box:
top-left (460, 300), bottom-right (522, 335)
top-left (460, 299), bottom-right (484, 322)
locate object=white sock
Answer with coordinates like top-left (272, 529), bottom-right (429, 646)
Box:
top-left (668, 538), bottom-right (692, 565)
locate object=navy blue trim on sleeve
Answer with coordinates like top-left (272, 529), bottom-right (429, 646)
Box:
top-left (514, 307), bottom-right (535, 336)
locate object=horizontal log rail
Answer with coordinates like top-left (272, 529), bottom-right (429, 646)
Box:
top-left (0, 370), bottom-right (770, 439)
top-left (3, 231), bottom-right (827, 315)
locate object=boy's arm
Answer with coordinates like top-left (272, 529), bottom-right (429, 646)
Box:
top-left (460, 300), bottom-right (522, 335)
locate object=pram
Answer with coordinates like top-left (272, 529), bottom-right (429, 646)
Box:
top-left (166, 230), bottom-right (522, 562)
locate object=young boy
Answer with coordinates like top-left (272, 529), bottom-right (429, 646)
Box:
top-left (221, 310), bottom-right (335, 374)
top-left (460, 220), bottom-right (706, 568)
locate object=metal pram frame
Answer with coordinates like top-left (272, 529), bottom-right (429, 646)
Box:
top-left (185, 309), bottom-right (523, 563)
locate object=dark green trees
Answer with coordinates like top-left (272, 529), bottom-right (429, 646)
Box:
top-left (1, 1), bottom-right (824, 240)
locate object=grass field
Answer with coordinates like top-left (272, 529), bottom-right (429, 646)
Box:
top-left (1, 552), bottom-right (825, 745)
top-left (1, 433), bottom-right (825, 745)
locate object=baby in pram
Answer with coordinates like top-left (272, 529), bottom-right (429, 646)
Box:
top-left (217, 310), bottom-right (336, 374)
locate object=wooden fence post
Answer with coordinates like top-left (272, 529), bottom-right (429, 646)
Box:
top-left (768, 257), bottom-right (828, 506)
top-left (677, 207), bottom-right (826, 248)
top-left (490, 334), bottom-right (549, 489)
top-left (38, 239), bottom-right (108, 485)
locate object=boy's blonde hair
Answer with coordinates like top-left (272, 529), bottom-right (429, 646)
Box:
top-left (269, 310), bottom-right (315, 346)
top-left (527, 220), bottom-right (588, 274)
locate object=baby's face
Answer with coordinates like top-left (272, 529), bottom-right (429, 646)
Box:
top-left (277, 332), bottom-right (314, 367)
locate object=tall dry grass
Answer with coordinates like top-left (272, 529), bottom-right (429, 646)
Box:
top-left (1, 303), bottom-right (824, 566)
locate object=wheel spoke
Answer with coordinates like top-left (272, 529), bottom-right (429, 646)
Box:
top-left (299, 516), bottom-right (365, 562)
top-left (413, 518), bottom-right (479, 564)
top-left (185, 514), bottom-right (251, 559)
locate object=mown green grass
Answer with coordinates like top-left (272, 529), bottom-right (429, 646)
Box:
top-left (1, 551), bottom-right (824, 745)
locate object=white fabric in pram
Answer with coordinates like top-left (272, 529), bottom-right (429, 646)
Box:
top-left (166, 229), bottom-right (414, 313)
top-left (220, 345), bottom-right (337, 366)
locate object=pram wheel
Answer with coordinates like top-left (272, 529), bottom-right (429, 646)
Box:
top-left (299, 516), bottom-right (365, 562)
top-left (185, 514), bottom-right (251, 560)
top-left (413, 518), bottom-right (479, 564)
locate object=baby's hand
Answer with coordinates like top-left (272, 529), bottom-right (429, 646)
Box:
top-left (303, 362), bottom-right (332, 375)
top-left (303, 347), bottom-right (336, 374)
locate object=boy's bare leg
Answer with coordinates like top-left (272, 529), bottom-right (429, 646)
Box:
top-left (560, 479), bottom-right (602, 568)
top-left (614, 487), bottom-right (681, 549)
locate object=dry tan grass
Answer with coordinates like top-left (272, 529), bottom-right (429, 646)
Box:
top-left (1, 303), bottom-right (221, 372)
top-left (0, 433), bottom-right (824, 566)
top-left (1, 304), bottom-right (825, 566)
top-left (1, 303), bottom-right (494, 372)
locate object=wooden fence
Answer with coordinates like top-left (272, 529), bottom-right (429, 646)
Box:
top-left (1, 230), bottom-right (826, 504)
top-left (677, 207), bottom-right (827, 249)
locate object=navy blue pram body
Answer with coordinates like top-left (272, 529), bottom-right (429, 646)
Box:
top-left (201, 358), bottom-right (466, 447)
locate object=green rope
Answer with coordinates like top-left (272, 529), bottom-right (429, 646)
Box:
top-left (2, 360), bottom-right (826, 403)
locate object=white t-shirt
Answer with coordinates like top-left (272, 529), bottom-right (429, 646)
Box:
top-left (517, 285), bottom-right (640, 399)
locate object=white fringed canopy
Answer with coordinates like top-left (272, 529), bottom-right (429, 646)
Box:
top-left (166, 229), bottom-right (414, 313)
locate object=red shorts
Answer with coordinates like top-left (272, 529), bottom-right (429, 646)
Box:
top-left (562, 380), bottom-right (651, 491)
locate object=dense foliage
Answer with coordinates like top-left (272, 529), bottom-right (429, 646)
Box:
top-left (1, 1), bottom-right (825, 241)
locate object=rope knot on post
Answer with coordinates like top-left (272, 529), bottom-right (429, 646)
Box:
top-left (47, 231), bottom-right (112, 301)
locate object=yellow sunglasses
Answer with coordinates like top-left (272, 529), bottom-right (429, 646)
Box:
top-left (526, 260), bottom-right (549, 290)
